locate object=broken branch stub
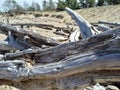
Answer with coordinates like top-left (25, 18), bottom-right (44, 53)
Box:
top-left (65, 7), bottom-right (100, 39)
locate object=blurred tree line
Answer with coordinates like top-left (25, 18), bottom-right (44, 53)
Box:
top-left (2, 0), bottom-right (120, 14)
top-left (57, 0), bottom-right (120, 11)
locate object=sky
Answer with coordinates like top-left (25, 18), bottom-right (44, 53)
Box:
top-left (0, 0), bottom-right (58, 11)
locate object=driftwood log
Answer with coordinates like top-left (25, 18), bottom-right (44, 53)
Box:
top-left (0, 8), bottom-right (120, 90)
top-left (0, 25), bottom-right (60, 48)
top-left (97, 24), bottom-right (112, 31)
top-left (98, 21), bottom-right (120, 27)
top-left (0, 28), bottom-right (119, 89)
top-left (11, 23), bottom-right (54, 30)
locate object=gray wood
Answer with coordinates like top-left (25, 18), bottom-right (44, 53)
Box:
top-left (97, 24), bottom-right (112, 31)
top-left (65, 7), bottom-right (100, 39)
top-left (11, 23), bottom-right (54, 30)
top-left (98, 21), bottom-right (120, 26)
top-left (0, 41), bottom-right (17, 54)
top-left (0, 25), bottom-right (60, 47)
top-left (0, 28), bottom-right (120, 90)
top-left (4, 28), bottom-right (120, 63)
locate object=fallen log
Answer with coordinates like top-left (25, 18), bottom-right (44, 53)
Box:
top-left (4, 28), bottom-right (120, 63)
top-left (0, 28), bottom-right (120, 90)
top-left (97, 24), bottom-right (112, 31)
top-left (5, 31), bottom-right (31, 50)
top-left (0, 25), bottom-right (60, 47)
top-left (11, 23), bottom-right (54, 30)
top-left (0, 42), bottom-right (17, 54)
top-left (66, 7), bottom-right (100, 39)
top-left (98, 21), bottom-right (120, 27)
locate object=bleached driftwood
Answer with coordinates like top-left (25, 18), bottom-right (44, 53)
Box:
top-left (69, 29), bottom-right (80, 42)
top-left (97, 24), bottom-right (112, 31)
top-left (98, 21), bottom-right (120, 27)
top-left (11, 23), bottom-right (54, 30)
top-left (5, 31), bottom-right (31, 50)
top-left (0, 28), bottom-right (120, 90)
top-left (0, 25), bottom-right (60, 48)
top-left (4, 28), bottom-right (120, 63)
top-left (66, 7), bottom-right (100, 39)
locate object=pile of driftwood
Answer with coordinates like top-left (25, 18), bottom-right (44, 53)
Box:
top-left (0, 7), bottom-right (120, 90)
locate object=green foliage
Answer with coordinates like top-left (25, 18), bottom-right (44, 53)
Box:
top-left (57, 0), bottom-right (80, 11)
top-left (42, 0), bottom-right (56, 11)
top-left (89, 0), bottom-right (95, 7)
top-left (66, 0), bottom-right (80, 9)
top-left (57, 0), bottom-right (66, 11)
top-left (97, 0), bottom-right (104, 6)
top-left (42, 0), bottom-right (47, 11)
top-left (107, 0), bottom-right (120, 5)
top-left (97, 0), bottom-right (120, 6)
top-left (48, 0), bottom-right (56, 10)
top-left (26, 2), bottom-right (41, 11)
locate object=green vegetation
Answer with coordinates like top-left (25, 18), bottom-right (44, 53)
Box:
top-left (2, 0), bottom-right (120, 13)
top-left (42, 0), bottom-right (56, 11)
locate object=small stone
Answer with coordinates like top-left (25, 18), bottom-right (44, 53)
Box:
top-left (106, 85), bottom-right (119, 90)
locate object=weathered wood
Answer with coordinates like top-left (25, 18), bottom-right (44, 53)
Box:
top-left (0, 41), bottom-right (17, 54)
top-left (0, 28), bottom-right (119, 90)
top-left (4, 28), bottom-right (120, 63)
top-left (4, 48), bottom-right (40, 60)
top-left (0, 25), bottom-right (60, 47)
top-left (98, 21), bottom-right (120, 27)
top-left (97, 24), bottom-right (112, 31)
top-left (1, 54), bottom-right (120, 81)
top-left (11, 23), bottom-right (54, 29)
top-left (66, 7), bottom-right (100, 39)
top-left (69, 29), bottom-right (80, 42)
top-left (5, 31), bottom-right (31, 50)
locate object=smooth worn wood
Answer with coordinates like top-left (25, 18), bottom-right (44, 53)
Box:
top-left (98, 21), bottom-right (120, 27)
top-left (66, 7), bottom-right (100, 39)
top-left (11, 23), bottom-right (54, 30)
top-left (5, 31), bottom-right (31, 50)
top-left (0, 28), bottom-right (119, 90)
top-left (69, 29), bottom-right (80, 42)
top-left (0, 42), bottom-right (17, 54)
top-left (0, 25), bottom-right (60, 47)
top-left (97, 24), bottom-right (112, 31)
top-left (4, 28), bottom-right (120, 63)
